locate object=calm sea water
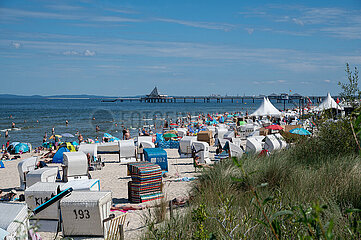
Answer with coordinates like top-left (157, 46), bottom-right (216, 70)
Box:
top-left (0, 98), bottom-right (294, 147)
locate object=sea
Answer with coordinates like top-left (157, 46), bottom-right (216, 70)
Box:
top-left (0, 98), bottom-right (294, 148)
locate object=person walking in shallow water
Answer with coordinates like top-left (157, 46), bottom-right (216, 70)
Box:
top-left (5, 130), bottom-right (8, 138)
top-left (65, 120), bottom-right (68, 126)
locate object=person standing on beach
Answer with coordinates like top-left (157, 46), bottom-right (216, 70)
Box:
top-left (122, 127), bottom-right (127, 140)
top-left (124, 129), bottom-right (130, 140)
top-left (43, 135), bottom-right (47, 143)
top-left (6, 140), bottom-right (10, 149)
top-left (78, 133), bottom-right (83, 143)
top-left (52, 127), bottom-right (55, 135)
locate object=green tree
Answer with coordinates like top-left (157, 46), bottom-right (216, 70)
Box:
top-left (338, 63), bottom-right (360, 107)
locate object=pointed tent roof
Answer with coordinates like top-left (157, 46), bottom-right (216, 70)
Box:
top-left (314, 93), bottom-right (342, 111)
top-left (149, 87), bottom-right (159, 97)
top-left (250, 97), bottom-right (282, 117)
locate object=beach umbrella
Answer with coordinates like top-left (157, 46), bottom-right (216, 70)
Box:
top-left (265, 124), bottom-right (283, 130)
top-left (163, 133), bottom-right (177, 138)
top-left (49, 135), bottom-right (62, 139)
top-left (289, 128), bottom-right (311, 135)
top-left (104, 133), bottom-right (113, 138)
top-left (61, 133), bottom-right (74, 138)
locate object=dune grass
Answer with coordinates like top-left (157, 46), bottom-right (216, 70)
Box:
top-left (143, 118), bottom-right (361, 239)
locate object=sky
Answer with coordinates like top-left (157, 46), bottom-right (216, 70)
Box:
top-left (0, 0), bottom-right (360, 97)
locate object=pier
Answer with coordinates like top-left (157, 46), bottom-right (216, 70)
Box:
top-left (101, 87), bottom-right (330, 106)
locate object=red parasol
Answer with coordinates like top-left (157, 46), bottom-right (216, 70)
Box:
top-left (265, 124), bottom-right (283, 130)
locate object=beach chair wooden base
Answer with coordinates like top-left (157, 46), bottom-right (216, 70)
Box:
top-left (104, 213), bottom-right (127, 240)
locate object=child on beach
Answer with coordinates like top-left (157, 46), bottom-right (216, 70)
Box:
top-left (1, 150), bottom-right (10, 160)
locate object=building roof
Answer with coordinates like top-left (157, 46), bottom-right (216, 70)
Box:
top-left (148, 87), bottom-right (159, 97)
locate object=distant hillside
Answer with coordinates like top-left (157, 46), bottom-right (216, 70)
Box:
top-left (0, 94), bottom-right (44, 98)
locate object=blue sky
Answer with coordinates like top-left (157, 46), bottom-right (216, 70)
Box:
top-left (0, 0), bottom-right (360, 96)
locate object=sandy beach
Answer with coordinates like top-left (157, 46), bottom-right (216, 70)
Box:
top-left (0, 148), bottom-right (208, 239)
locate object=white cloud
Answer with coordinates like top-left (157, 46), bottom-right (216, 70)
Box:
top-left (93, 16), bottom-right (141, 23)
top-left (324, 79), bottom-right (331, 83)
top-left (277, 80), bottom-right (286, 83)
top-left (321, 26), bottom-right (361, 40)
top-left (155, 18), bottom-right (236, 31)
top-left (292, 18), bottom-right (304, 26)
top-left (47, 4), bottom-right (83, 11)
top-left (245, 28), bottom-right (254, 34)
top-left (84, 50), bottom-right (96, 56)
top-left (0, 8), bottom-right (79, 20)
top-left (239, 5), bottom-right (361, 39)
top-left (104, 8), bottom-right (139, 14)
top-left (300, 81), bottom-right (310, 85)
top-left (62, 50), bottom-right (96, 56)
top-left (63, 50), bottom-right (80, 56)
top-left (11, 42), bottom-right (21, 49)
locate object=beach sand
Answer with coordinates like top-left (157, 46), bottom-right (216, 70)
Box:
top-left (0, 149), bottom-right (207, 239)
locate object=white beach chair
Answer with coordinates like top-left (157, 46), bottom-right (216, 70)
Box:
top-left (63, 152), bottom-right (89, 182)
top-left (274, 133), bottom-right (288, 149)
top-left (225, 141), bottom-right (244, 159)
top-left (60, 191), bottom-right (112, 237)
top-left (118, 140), bottom-right (136, 162)
top-left (17, 156), bottom-right (38, 190)
top-left (0, 203), bottom-right (29, 239)
top-left (26, 167), bottom-right (58, 189)
top-left (191, 141), bottom-right (211, 164)
top-left (179, 136), bottom-right (197, 157)
top-left (25, 182), bottom-right (64, 220)
top-left (264, 135), bottom-right (281, 152)
top-left (246, 137), bottom-right (264, 154)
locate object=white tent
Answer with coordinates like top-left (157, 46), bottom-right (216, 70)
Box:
top-left (250, 97), bottom-right (281, 117)
top-left (314, 93), bottom-right (342, 111)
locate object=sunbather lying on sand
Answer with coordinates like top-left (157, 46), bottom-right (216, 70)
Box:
top-left (41, 149), bottom-right (54, 159)
top-left (171, 196), bottom-right (190, 206)
top-left (0, 189), bottom-right (17, 201)
top-left (111, 203), bottom-right (149, 211)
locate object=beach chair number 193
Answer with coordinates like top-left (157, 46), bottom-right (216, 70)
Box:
top-left (73, 209), bottom-right (90, 219)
